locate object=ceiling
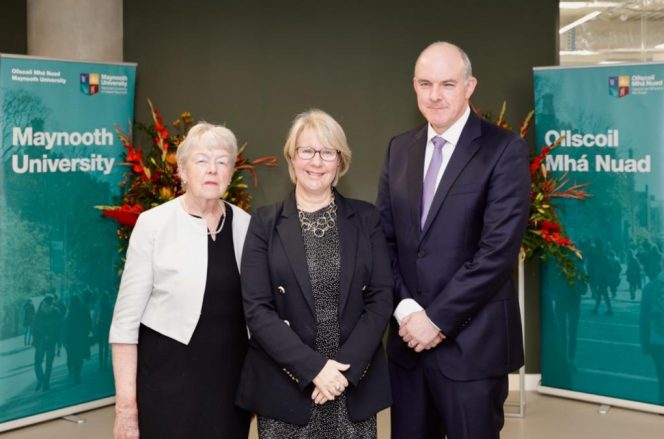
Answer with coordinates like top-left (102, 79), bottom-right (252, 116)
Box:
top-left (560, 0), bottom-right (664, 64)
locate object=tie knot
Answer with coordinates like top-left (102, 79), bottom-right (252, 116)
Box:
top-left (432, 136), bottom-right (446, 149)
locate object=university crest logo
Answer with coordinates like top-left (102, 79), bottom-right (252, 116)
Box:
top-left (80, 73), bottom-right (100, 95)
top-left (608, 75), bottom-right (629, 98)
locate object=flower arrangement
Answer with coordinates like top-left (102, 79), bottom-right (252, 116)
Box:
top-left (96, 99), bottom-right (278, 251)
top-left (481, 102), bottom-right (589, 282)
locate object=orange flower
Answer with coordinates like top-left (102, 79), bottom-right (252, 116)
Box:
top-left (159, 187), bottom-right (174, 201)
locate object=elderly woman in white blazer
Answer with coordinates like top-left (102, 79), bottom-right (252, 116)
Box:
top-left (110, 122), bottom-right (251, 439)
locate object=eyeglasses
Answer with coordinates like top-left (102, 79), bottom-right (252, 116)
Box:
top-left (295, 147), bottom-right (339, 162)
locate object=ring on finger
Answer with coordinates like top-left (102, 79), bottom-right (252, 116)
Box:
top-left (334, 383), bottom-right (341, 391)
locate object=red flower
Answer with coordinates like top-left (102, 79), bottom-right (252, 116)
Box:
top-left (101, 204), bottom-right (144, 226)
top-left (126, 149), bottom-right (142, 163)
top-left (540, 220), bottom-right (560, 233)
top-left (530, 156), bottom-right (544, 175)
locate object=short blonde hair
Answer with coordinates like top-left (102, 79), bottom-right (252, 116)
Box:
top-left (176, 122), bottom-right (238, 169)
top-left (283, 109), bottom-right (352, 185)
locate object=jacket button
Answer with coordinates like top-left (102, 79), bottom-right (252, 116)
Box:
top-left (362, 284), bottom-right (367, 292)
top-left (277, 286), bottom-right (286, 295)
top-left (417, 250), bottom-right (425, 258)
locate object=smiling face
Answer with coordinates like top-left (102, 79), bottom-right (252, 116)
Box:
top-left (292, 127), bottom-right (339, 197)
top-left (179, 144), bottom-right (234, 203)
top-left (413, 43), bottom-right (477, 134)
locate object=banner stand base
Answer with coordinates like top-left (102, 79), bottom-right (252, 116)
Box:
top-left (505, 365), bottom-right (526, 418)
top-left (62, 415), bottom-right (86, 424)
top-left (0, 397), bottom-right (114, 433)
top-left (538, 385), bottom-right (664, 416)
top-left (598, 404), bottom-right (611, 415)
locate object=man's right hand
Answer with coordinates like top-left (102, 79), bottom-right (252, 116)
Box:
top-left (400, 311), bottom-right (446, 352)
top-left (424, 332), bottom-right (445, 350)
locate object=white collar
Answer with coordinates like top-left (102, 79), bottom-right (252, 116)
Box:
top-left (427, 105), bottom-right (471, 146)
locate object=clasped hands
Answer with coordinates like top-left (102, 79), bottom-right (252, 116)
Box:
top-left (311, 359), bottom-right (350, 405)
top-left (399, 310), bottom-right (445, 352)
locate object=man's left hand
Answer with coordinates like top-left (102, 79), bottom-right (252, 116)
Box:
top-left (399, 310), bottom-right (445, 352)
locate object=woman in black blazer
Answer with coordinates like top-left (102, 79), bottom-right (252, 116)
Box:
top-left (236, 109), bottom-right (393, 438)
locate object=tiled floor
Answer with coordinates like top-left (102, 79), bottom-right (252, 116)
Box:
top-left (2, 392), bottom-right (663, 438)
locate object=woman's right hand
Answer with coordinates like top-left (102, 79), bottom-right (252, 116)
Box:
top-left (114, 405), bottom-right (139, 439)
top-left (111, 344), bottom-right (140, 438)
top-left (311, 359), bottom-right (350, 405)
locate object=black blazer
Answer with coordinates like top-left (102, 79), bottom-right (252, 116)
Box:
top-left (235, 191), bottom-right (393, 425)
top-left (377, 110), bottom-right (530, 380)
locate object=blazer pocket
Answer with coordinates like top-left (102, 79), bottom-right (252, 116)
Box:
top-left (449, 183), bottom-right (482, 195)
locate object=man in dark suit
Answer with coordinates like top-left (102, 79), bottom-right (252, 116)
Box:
top-left (376, 41), bottom-right (530, 439)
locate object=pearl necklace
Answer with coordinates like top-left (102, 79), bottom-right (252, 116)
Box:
top-left (208, 212), bottom-right (226, 236)
top-left (182, 197), bottom-right (226, 236)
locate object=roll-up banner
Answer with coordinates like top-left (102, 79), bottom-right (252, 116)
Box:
top-left (534, 63), bottom-right (664, 414)
top-left (0, 55), bottom-right (136, 431)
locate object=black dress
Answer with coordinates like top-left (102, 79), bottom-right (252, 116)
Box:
top-left (137, 208), bottom-right (250, 439)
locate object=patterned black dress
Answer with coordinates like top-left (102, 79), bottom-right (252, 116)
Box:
top-left (257, 197), bottom-right (376, 439)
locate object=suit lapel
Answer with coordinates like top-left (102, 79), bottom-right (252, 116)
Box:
top-left (406, 125), bottom-right (428, 240)
top-left (336, 193), bottom-right (357, 317)
top-left (421, 111), bottom-right (482, 237)
top-left (276, 192), bottom-right (315, 315)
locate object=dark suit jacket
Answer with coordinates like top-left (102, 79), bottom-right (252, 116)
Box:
top-left (376, 110), bottom-right (529, 381)
top-left (235, 191), bottom-right (393, 425)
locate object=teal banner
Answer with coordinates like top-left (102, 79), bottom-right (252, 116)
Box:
top-left (534, 64), bottom-right (664, 408)
top-left (0, 55), bottom-right (135, 427)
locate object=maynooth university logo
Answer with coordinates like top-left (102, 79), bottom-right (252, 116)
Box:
top-left (80, 73), bottom-right (100, 95)
top-left (608, 75), bottom-right (629, 98)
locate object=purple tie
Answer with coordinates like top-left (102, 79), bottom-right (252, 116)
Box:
top-left (421, 136), bottom-right (445, 229)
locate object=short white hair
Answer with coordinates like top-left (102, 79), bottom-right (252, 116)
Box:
top-left (176, 122), bottom-right (238, 168)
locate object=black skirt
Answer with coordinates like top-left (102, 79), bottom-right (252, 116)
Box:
top-left (137, 209), bottom-right (250, 439)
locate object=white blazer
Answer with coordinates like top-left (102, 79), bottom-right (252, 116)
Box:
top-left (109, 196), bottom-right (250, 345)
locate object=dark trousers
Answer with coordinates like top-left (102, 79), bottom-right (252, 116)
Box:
top-left (34, 343), bottom-right (55, 390)
top-left (389, 354), bottom-right (508, 439)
